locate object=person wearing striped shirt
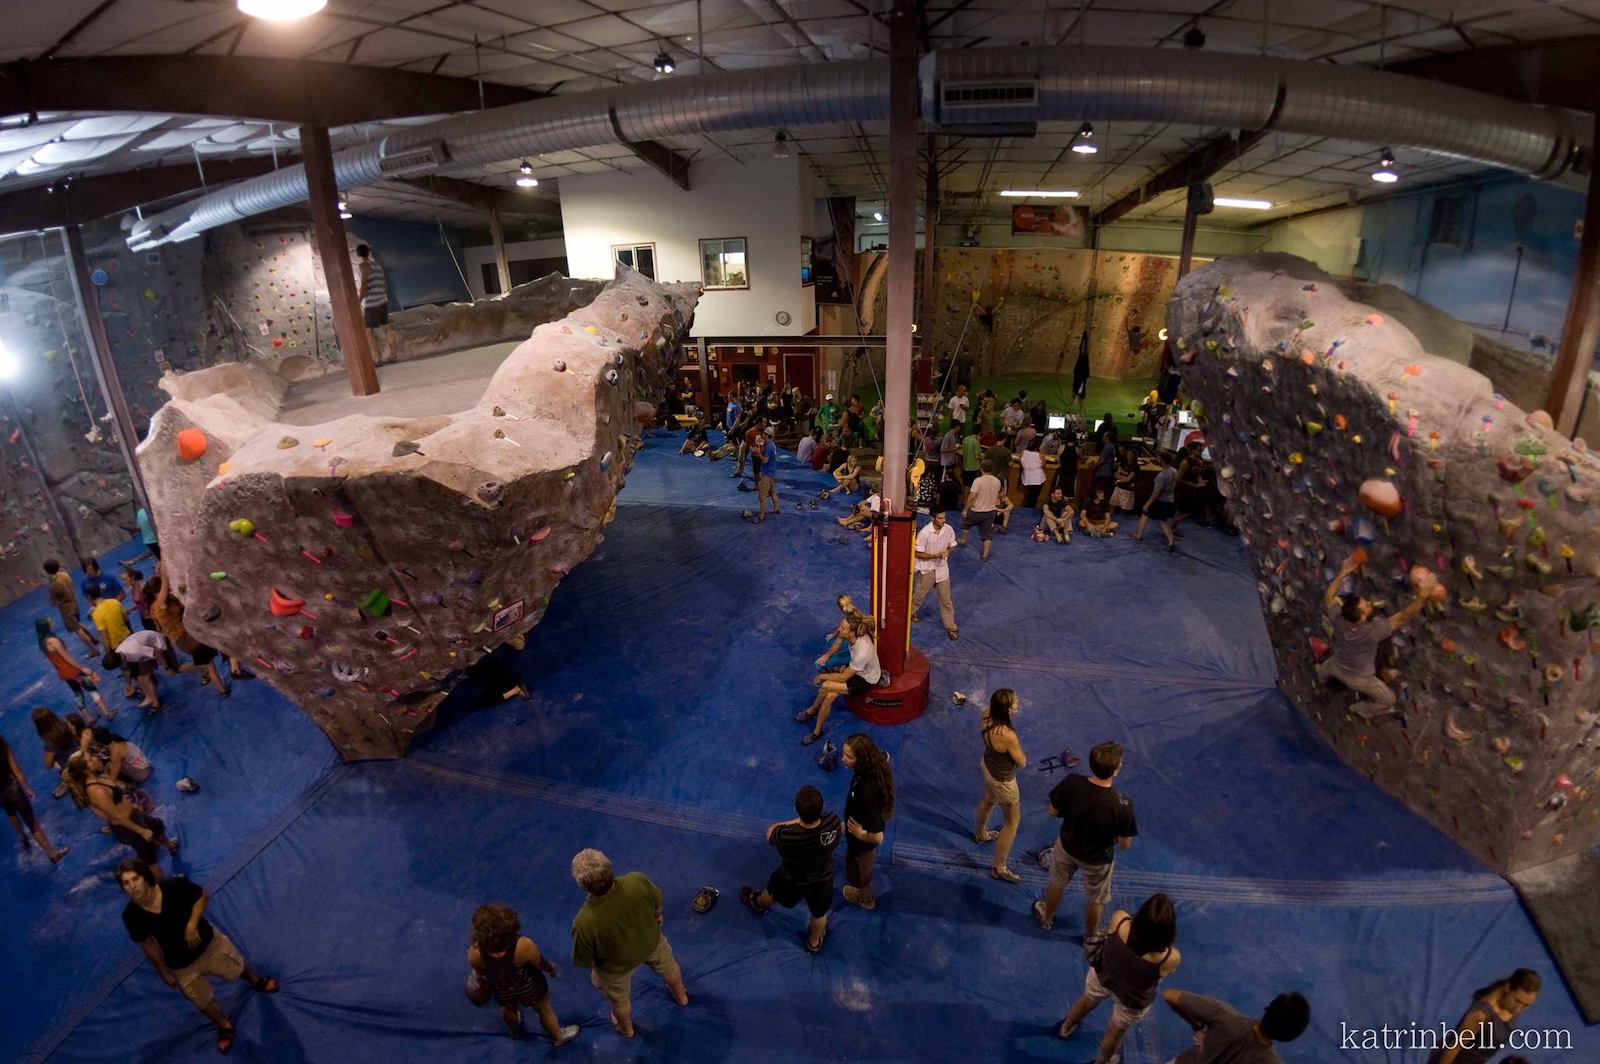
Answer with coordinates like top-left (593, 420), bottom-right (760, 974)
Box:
top-left (355, 243), bottom-right (393, 362)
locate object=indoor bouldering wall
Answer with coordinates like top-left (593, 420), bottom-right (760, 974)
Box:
top-left (862, 246), bottom-right (1193, 381)
top-left (1170, 252), bottom-right (1600, 875)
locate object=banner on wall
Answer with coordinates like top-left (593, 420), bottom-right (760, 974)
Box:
top-left (814, 196), bottom-right (857, 304)
top-left (1011, 205), bottom-right (1088, 238)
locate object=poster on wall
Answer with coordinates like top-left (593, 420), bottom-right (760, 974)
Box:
top-left (1011, 205), bottom-right (1088, 238)
top-left (813, 196), bottom-right (856, 304)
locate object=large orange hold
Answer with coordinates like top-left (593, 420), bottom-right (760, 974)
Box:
top-left (1359, 478), bottom-right (1402, 518)
top-left (177, 428), bottom-right (208, 462)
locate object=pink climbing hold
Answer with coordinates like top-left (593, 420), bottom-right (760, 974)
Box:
top-left (528, 526), bottom-right (552, 544)
top-left (333, 511), bottom-right (356, 527)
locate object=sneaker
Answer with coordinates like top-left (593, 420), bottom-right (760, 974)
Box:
top-left (740, 886), bottom-right (767, 915)
top-left (842, 884), bottom-right (877, 910)
top-left (1032, 899), bottom-right (1054, 931)
top-left (554, 1024), bottom-right (580, 1046)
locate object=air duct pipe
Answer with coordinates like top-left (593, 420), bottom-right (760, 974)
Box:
top-left (128, 46), bottom-right (1588, 249)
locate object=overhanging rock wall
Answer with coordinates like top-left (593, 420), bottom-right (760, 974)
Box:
top-left (1170, 253), bottom-right (1600, 874)
top-left (137, 268), bottom-right (697, 760)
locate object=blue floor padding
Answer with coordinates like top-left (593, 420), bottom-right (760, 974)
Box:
top-left (5, 430), bottom-right (1594, 1062)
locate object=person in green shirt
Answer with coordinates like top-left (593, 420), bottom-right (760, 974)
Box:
top-left (569, 849), bottom-right (688, 1038)
top-left (817, 394), bottom-right (839, 435)
top-left (961, 431), bottom-right (984, 487)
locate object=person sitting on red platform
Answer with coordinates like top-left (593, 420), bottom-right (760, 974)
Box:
top-left (796, 612), bottom-right (880, 746)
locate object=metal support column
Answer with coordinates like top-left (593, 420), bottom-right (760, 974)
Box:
top-left (918, 134), bottom-right (939, 393)
top-left (62, 224), bottom-right (151, 516)
top-left (301, 125), bottom-right (379, 397)
top-left (1546, 112), bottom-right (1600, 435)
top-left (696, 336), bottom-right (711, 416)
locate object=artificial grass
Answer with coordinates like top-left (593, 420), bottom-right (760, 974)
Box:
top-left (852, 372), bottom-right (1158, 436)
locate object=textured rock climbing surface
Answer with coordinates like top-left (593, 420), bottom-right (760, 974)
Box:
top-left (137, 268), bottom-right (698, 759)
top-left (1170, 253), bottom-right (1600, 875)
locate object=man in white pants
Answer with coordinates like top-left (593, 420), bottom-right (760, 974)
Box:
top-left (911, 508), bottom-right (959, 641)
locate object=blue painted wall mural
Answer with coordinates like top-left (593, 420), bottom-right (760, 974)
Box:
top-left (1355, 176), bottom-right (1585, 362)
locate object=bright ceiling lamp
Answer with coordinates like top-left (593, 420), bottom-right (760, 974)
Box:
top-left (772, 130), bottom-right (792, 159)
top-left (0, 338), bottom-right (17, 381)
top-left (516, 160), bottom-right (539, 188)
top-left (237, 0), bottom-right (326, 21)
top-left (1372, 148), bottom-right (1399, 184)
top-left (653, 50), bottom-right (675, 74)
top-left (1211, 197), bottom-right (1272, 210)
top-left (872, 209), bottom-right (884, 222)
top-left (336, 192), bottom-right (352, 219)
top-left (1000, 189), bottom-right (1079, 198)
top-left (1069, 122), bottom-right (1097, 155)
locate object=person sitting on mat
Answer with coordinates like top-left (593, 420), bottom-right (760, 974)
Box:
top-left (467, 902), bottom-right (580, 1045)
top-left (796, 611), bottom-right (881, 746)
top-left (85, 726), bottom-right (153, 784)
top-left (568, 849), bottom-right (689, 1039)
top-left (1428, 968), bottom-right (1540, 1064)
top-left (1160, 987), bottom-right (1309, 1064)
top-left (1057, 892), bottom-right (1182, 1060)
top-left (1317, 552), bottom-right (1428, 720)
top-left (1080, 486), bottom-right (1117, 538)
top-left (1042, 487), bottom-right (1075, 544)
top-left (740, 784), bottom-right (842, 954)
top-left (678, 423), bottom-right (709, 456)
top-left (816, 598), bottom-right (866, 670)
top-left (836, 492), bottom-right (882, 531)
top-left (833, 452), bottom-right (863, 495)
top-left (118, 858), bottom-right (279, 1055)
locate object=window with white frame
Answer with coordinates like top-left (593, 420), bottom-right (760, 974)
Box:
top-left (699, 237), bottom-right (749, 290)
top-left (612, 243), bottom-right (656, 280)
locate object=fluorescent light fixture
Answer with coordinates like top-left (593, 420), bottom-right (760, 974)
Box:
top-left (337, 191), bottom-right (352, 219)
top-left (654, 51), bottom-right (675, 74)
top-left (0, 339), bottom-right (16, 381)
top-left (237, 0), bottom-right (326, 20)
top-left (999, 190), bottom-right (1079, 198)
top-left (1211, 197), bottom-right (1272, 210)
top-left (1372, 149), bottom-right (1399, 184)
top-left (1070, 122), bottom-right (1097, 155)
top-left (516, 160), bottom-right (539, 188)
top-left (872, 210), bottom-right (884, 222)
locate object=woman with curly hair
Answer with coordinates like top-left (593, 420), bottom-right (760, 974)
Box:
top-left (468, 903), bottom-right (580, 1045)
top-left (841, 734), bottom-right (894, 909)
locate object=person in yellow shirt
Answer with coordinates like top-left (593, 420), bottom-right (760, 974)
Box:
top-left (87, 587), bottom-right (136, 698)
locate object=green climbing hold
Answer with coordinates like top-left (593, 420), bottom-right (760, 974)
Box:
top-left (357, 588), bottom-right (391, 617)
top-left (1503, 755), bottom-right (1524, 773)
top-left (210, 571), bottom-right (229, 581)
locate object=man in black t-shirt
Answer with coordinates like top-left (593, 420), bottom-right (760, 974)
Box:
top-left (118, 859), bottom-right (279, 1054)
top-left (1032, 741), bottom-right (1137, 936)
top-left (740, 785), bottom-right (841, 954)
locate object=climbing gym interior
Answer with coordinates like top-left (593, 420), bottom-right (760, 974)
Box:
top-left (2, 2), bottom-right (1599, 1062)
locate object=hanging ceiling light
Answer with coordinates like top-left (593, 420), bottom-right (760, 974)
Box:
top-left (653, 50), bottom-right (676, 74)
top-left (336, 192), bottom-right (352, 220)
top-left (516, 160), bottom-right (539, 188)
top-left (236, 0), bottom-right (326, 21)
top-left (1070, 122), bottom-right (1098, 155)
top-left (1183, 21), bottom-right (1206, 49)
top-left (872, 209), bottom-right (884, 222)
top-left (772, 131), bottom-right (792, 160)
top-left (1372, 148), bottom-right (1399, 184)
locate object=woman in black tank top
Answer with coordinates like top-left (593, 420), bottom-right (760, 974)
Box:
top-left (468, 903), bottom-right (580, 1045)
top-left (1428, 968), bottom-right (1540, 1064)
top-left (974, 689), bottom-right (1027, 883)
top-left (1059, 893), bottom-right (1181, 1057)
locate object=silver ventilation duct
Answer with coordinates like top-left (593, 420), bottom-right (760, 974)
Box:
top-left (127, 46), bottom-right (1588, 249)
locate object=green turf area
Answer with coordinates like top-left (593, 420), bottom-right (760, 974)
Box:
top-left (852, 372), bottom-right (1157, 435)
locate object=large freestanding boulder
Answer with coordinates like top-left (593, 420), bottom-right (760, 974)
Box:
top-left (1169, 253), bottom-right (1600, 874)
top-left (137, 268), bottom-right (697, 759)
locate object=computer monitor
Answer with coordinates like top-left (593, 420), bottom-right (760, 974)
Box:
top-left (1047, 414), bottom-right (1066, 431)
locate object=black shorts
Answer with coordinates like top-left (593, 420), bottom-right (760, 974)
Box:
top-left (127, 659), bottom-right (157, 677)
top-left (846, 673), bottom-right (873, 697)
top-left (766, 868), bottom-right (834, 918)
top-left (0, 781), bottom-right (38, 831)
top-left (113, 811), bottom-right (165, 864)
top-left (363, 303), bottom-right (389, 327)
top-left (189, 644), bottom-right (218, 667)
top-left (1147, 500), bottom-right (1176, 521)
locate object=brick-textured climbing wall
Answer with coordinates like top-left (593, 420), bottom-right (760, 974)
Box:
top-left (1170, 253), bottom-right (1600, 875)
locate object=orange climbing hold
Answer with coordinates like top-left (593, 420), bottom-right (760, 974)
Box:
top-left (270, 588), bottom-right (307, 617)
top-left (177, 428), bottom-right (208, 462)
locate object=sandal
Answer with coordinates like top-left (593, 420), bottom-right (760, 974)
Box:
top-left (216, 1028), bottom-right (235, 1054)
top-left (975, 830), bottom-right (999, 843)
top-left (800, 732), bottom-right (822, 746)
top-left (991, 866), bottom-right (1022, 884)
top-left (804, 929), bottom-right (826, 955)
top-left (795, 709), bottom-right (814, 722)
top-left (251, 976), bottom-right (279, 993)
top-left (740, 886), bottom-right (767, 915)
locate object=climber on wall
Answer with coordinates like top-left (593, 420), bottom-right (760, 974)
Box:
top-left (1317, 553), bottom-right (1431, 719)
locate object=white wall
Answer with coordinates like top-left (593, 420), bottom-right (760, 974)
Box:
top-left (461, 237), bottom-right (569, 300)
top-left (1259, 208), bottom-right (1365, 275)
top-left (560, 155), bottom-right (814, 337)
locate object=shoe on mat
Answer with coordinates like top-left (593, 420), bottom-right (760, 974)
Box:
top-left (216, 1028), bottom-right (235, 1055)
top-left (1032, 899), bottom-right (1054, 931)
top-left (804, 928), bottom-right (827, 955)
top-left (800, 732), bottom-right (822, 745)
top-left (740, 886), bottom-right (767, 915)
top-left (975, 830), bottom-right (999, 843)
top-left (554, 1025), bottom-right (580, 1046)
top-left (992, 867), bottom-right (1021, 884)
top-left (795, 709), bottom-right (814, 722)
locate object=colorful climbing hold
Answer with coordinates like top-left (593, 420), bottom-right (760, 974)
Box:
top-left (177, 428), bottom-right (208, 462)
top-left (1358, 479), bottom-right (1402, 518)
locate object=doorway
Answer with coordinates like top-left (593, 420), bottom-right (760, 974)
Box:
top-left (782, 353), bottom-right (816, 397)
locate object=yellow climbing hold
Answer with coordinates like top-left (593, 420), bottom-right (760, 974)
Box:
top-left (228, 518), bottom-right (255, 538)
top-left (1305, 421), bottom-right (1324, 436)
top-left (313, 437), bottom-right (333, 448)
top-left (1288, 453), bottom-right (1304, 465)
top-left (217, 462), bottom-right (233, 477)
top-left (583, 325), bottom-right (599, 335)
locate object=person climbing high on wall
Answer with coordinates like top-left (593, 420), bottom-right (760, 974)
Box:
top-left (354, 243), bottom-right (393, 363)
top-left (1318, 552), bottom-right (1431, 720)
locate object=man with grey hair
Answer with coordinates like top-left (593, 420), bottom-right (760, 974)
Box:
top-left (569, 849), bottom-right (688, 1038)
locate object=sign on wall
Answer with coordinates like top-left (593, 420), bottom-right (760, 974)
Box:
top-left (1011, 205), bottom-right (1088, 238)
